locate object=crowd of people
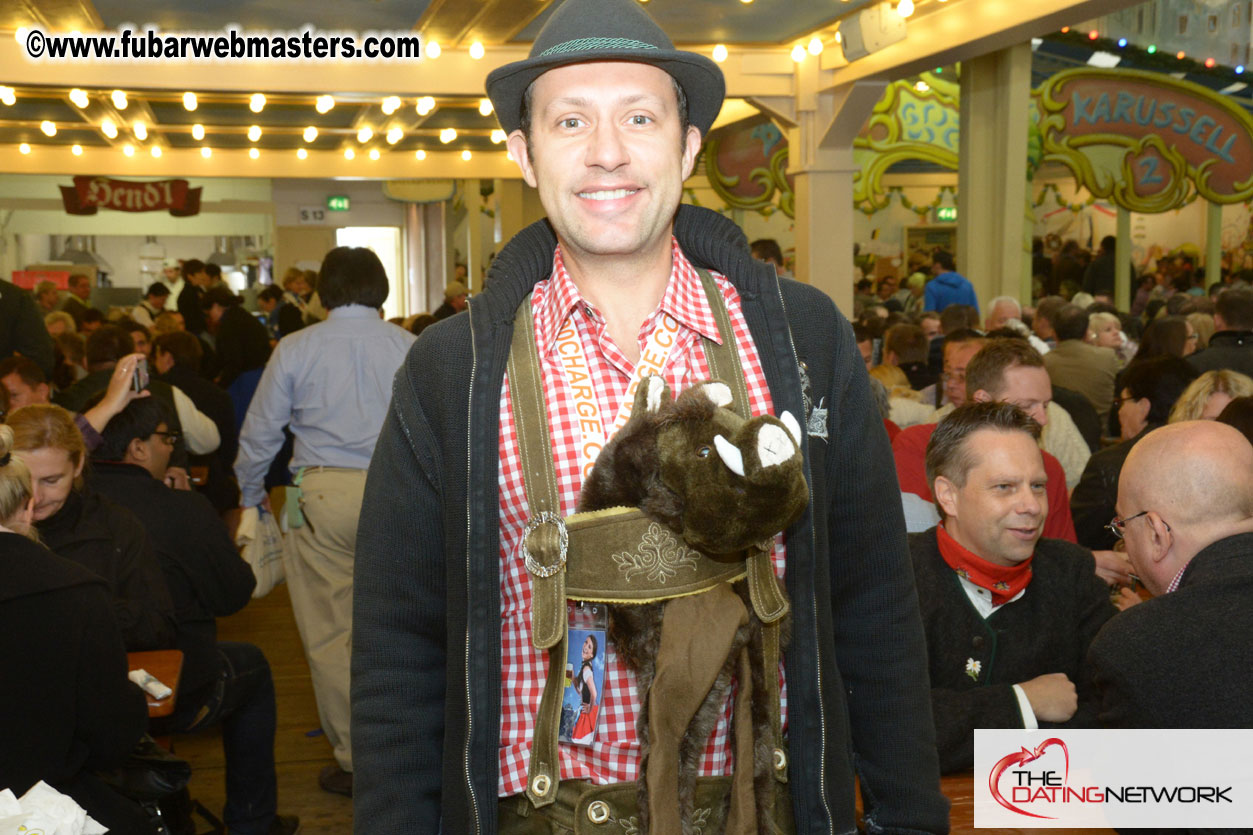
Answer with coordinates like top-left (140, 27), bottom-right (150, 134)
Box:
top-left (850, 240), bottom-right (1253, 772)
top-left (0, 246), bottom-right (419, 833)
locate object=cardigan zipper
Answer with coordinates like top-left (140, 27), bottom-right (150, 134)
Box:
top-left (463, 302), bottom-right (483, 834)
top-left (773, 274), bottom-right (834, 831)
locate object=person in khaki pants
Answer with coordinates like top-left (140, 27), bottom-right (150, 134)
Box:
top-left (235, 247), bottom-right (415, 796)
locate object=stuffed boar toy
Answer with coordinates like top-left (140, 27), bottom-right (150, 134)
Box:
top-left (578, 375), bottom-right (809, 834)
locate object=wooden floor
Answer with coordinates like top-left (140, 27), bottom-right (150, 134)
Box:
top-left (176, 584), bottom-right (354, 834)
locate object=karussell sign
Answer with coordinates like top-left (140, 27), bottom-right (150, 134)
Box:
top-left (1034, 68), bottom-right (1253, 212)
top-left (59, 176), bottom-right (203, 216)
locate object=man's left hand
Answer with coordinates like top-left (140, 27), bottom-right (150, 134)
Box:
top-left (164, 467), bottom-right (191, 491)
top-left (1092, 549), bottom-right (1133, 587)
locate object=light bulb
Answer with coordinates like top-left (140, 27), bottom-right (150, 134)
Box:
top-left (357, 126), bottom-right (373, 143)
top-left (111, 90), bottom-right (128, 109)
top-left (101, 117), bottom-right (118, 138)
top-left (250, 93), bottom-right (265, 113)
top-left (491, 129), bottom-right (506, 144)
top-left (133, 120), bottom-right (147, 140)
top-left (426, 41), bottom-right (441, 59)
top-left (479, 98), bottom-right (493, 116)
top-left (0, 86), bottom-right (15, 106)
top-left (896, 0), bottom-right (915, 18)
top-left (469, 42), bottom-right (484, 60)
top-left (344, 148), bottom-right (355, 160)
top-left (183, 92), bottom-right (197, 111)
top-left (71, 144), bottom-right (83, 156)
top-left (462, 150), bottom-right (472, 160)
top-left (192, 124), bottom-right (205, 141)
top-left (415, 150), bottom-right (426, 160)
top-left (69, 88), bottom-right (89, 108)
top-left (387, 127), bottom-right (403, 144)
top-left (416, 96), bottom-right (436, 116)
top-left (808, 37), bottom-right (824, 55)
top-left (248, 125), bottom-right (262, 142)
top-left (440, 128), bottom-right (457, 143)
top-left (381, 95), bottom-right (401, 115)
top-left (40, 120), bottom-right (56, 137)
top-left (201, 146), bottom-right (212, 158)
top-left (18, 143), bottom-right (30, 154)
top-left (791, 44), bottom-right (806, 62)
top-left (303, 126), bottom-right (318, 142)
top-left (316, 95), bottom-right (335, 113)
top-left (297, 148), bottom-right (308, 159)
top-left (249, 147), bottom-right (260, 159)
top-left (122, 144), bottom-right (135, 157)
top-left (712, 44), bottom-right (728, 62)
top-left (369, 148), bottom-right (380, 160)
top-left (151, 146), bottom-right (162, 158)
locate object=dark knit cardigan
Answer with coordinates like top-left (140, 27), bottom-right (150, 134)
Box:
top-left (352, 205), bottom-right (951, 834)
top-left (908, 528), bottom-right (1117, 773)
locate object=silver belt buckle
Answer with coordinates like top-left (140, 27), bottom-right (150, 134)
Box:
top-left (522, 511), bottom-right (568, 578)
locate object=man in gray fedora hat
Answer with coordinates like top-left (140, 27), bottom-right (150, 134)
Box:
top-left (353, 0), bottom-right (948, 832)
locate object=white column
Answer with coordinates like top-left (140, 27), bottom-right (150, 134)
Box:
top-left (957, 42), bottom-right (1033, 309)
top-left (1206, 201), bottom-right (1223, 289)
top-left (786, 62), bottom-right (886, 317)
top-left (1115, 207), bottom-right (1132, 311)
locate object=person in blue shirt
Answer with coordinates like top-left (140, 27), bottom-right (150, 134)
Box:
top-left (234, 247), bottom-right (415, 799)
top-left (925, 250), bottom-right (979, 315)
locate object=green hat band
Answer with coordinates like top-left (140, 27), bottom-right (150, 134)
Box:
top-left (538, 37), bottom-right (659, 57)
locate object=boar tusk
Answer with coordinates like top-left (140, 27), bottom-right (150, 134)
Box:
top-left (702, 382), bottom-right (733, 408)
top-left (780, 411), bottom-right (802, 447)
top-left (713, 434), bottom-right (745, 476)
top-left (645, 375), bottom-right (664, 412)
top-left (757, 423), bottom-right (795, 468)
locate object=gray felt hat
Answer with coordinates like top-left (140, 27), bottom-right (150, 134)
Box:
top-left (485, 0), bottom-right (726, 136)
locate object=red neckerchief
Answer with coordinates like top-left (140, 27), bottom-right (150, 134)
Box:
top-left (936, 524), bottom-right (1033, 607)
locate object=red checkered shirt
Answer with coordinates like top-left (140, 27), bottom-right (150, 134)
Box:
top-left (496, 239), bottom-right (787, 796)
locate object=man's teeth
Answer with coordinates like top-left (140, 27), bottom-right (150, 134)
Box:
top-left (579, 188), bottom-right (637, 200)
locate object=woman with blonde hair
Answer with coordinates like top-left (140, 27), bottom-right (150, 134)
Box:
top-left (1186, 311), bottom-right (1216, 350)
top-left (8, 403), bottom-right (175, 651)
top-left (1168, 369), bottom-right (1253, 422)
top-left (0, 422), bottom-right (155, 832)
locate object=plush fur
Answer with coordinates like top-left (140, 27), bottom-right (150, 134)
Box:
top-left (578, 376), bottom-right (808, 834)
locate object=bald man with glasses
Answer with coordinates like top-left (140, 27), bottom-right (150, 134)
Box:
top-left (1088, 420), bottom-right (1253, 728)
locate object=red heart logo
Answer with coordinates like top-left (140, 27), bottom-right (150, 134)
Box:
top-left (988, 737), bottom-right (1070, 819)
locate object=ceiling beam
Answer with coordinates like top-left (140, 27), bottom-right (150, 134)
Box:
top-left (0, 143), bottom-right (522, 179)
top-left (0, 41), bottom-right (798, 99)
top-left (0, 0), bottom-right (101, 34)
top-left (820, 0), bottom-right (1142, 88)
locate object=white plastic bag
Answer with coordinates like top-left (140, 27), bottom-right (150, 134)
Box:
top-left (236, 507), bottom-right (286, 598)
top-left (0, 781), bottom-right (106, 835)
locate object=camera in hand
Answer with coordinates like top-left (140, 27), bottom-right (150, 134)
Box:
top-left (132, 357), bottom-right (150, 392)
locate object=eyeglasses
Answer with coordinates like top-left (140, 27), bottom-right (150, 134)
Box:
top-left (941, 371), bottom-right (967, 384)
top-left (1106, 510), bottom-right (1170, 540)
top-left (153, 430), bottom-right (181, 446)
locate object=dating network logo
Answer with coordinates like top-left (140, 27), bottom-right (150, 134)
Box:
top-left (989, 738), bottom-right (1100, 819)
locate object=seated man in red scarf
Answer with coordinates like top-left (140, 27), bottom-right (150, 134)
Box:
top-left (910, 401), bottom-right (1117, 773)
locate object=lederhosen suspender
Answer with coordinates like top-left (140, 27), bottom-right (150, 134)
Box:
top-left (506, 268), bottom-right (790, 811)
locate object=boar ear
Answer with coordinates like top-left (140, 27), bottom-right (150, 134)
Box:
top-left (636, 374), bottom-right (672, 413)
top-left (699, 381), bottom-right (733, 409)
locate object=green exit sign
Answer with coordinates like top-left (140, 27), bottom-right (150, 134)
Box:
top-left (935, 206), bottom-right (957, 223)
top-left (327, 195), bottom-right (351, 211)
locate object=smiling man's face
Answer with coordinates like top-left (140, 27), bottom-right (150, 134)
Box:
top-left (508, 61), bottom-right (701, 266)
top-left (934, 428), bottom-right (1048, 567)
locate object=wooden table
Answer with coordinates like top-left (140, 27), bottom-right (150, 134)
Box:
top-left (126, 649), bottom-right (183, 718)
top-left (941, 772), bottom-right (1115, 834)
